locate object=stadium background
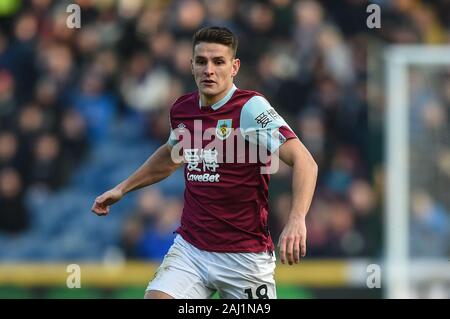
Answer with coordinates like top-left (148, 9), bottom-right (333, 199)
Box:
top-left (0, 0), bottom-right (448, 298)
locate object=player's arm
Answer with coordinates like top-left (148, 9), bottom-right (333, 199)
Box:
top-left (239, 95), bottom-right (318, 265)
top-left (91, 142), bottom-right (182, 216)
top-left (277, 138), bottom-right (318, 265)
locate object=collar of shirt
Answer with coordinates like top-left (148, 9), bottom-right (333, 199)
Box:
top-left (199, 84), bottom-right (238, 111)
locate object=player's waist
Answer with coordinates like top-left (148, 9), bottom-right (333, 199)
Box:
top-left (176, 228), bottom-right (274, 254)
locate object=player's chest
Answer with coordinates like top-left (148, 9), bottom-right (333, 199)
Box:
top-left (172, 110), bottom-right (241, 143)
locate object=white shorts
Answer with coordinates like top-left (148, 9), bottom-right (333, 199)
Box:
top-left (146, 234), bottom-right (277, 299)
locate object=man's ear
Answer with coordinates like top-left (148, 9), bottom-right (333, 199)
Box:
top-left (232, 58), bottom-right (240, 77)
top-left (191, 58), bottom-right (194, 75)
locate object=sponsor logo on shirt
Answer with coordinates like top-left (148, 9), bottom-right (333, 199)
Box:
top-left (255, 112), bottom-right (272, 128)
top-left (186, 172), bottom-right (220, 183)
top-left (184, 148), bottom-right (221, 182)
top-left (254, 108), bottom-right (280, 128)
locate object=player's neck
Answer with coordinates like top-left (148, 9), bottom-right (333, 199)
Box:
top-left (200, 83), bottom-right (234, 107)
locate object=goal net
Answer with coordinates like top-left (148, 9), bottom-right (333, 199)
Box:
top-left (385, 45), bottom-right (450, 299)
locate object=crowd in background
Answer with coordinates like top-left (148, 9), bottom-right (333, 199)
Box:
top-left (0, 0), bottom-right (449, 261)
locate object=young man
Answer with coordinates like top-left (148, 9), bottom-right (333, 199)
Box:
top-left (91, 26), bottom-right (318, 299)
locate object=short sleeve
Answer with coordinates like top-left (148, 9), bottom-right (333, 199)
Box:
top-left (239, 95), bottom-right (297, 153)
top-left (167, 128), bottom-right (178, 146)
top-left (167, 111), bottom-right (179, 146)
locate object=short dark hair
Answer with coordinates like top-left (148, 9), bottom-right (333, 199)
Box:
top-left (192, 26), bottom-right (238, 57)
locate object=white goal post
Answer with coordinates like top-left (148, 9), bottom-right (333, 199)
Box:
top-left (385, 45), bottom-right (450, 299)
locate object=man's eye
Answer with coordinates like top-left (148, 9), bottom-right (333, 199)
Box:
top-left (196, 60), bottom-right (206, 65)
top-left (215, 60), bottom-right (224, 65)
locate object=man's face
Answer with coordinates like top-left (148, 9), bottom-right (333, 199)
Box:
top-left (191, 42), bottom-right (240, 102)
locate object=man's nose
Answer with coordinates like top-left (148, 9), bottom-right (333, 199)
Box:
top-left (204, 62), bottom-right (214, 76)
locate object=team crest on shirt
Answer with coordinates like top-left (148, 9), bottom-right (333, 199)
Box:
top-left (215, 119), bottom-right (232, 140)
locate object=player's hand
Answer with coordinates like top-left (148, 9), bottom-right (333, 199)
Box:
top-left (277, 215), bottom-right (307, 265)
top-left (91, 188), bottom-right (124, 216)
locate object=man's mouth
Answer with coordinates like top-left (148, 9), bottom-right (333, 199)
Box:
top-left (202, 80), bottom-right (216, 84)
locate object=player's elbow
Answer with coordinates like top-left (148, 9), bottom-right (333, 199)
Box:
top-left (309, 157), bottom-right (318, 178)
top-left (304, 148), bottom-right (318, 171)
top-left (295, 150), bottom-right (318, 176)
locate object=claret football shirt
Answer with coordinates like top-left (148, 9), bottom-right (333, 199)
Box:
top-left (168, 84), bottom-right (297, 253)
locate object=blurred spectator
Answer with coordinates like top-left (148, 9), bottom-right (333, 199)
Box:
top-left (148, 31), bottom-right (176, 68)
top-left (136, 197), bottom-right (182, 261)
top-left (120, 188), bottom-right (183, 261)
top-left (50, 9), bottom-right (77, 43)
top-left (324, 145), bottom-right (364, 195)
top-left (37, 43), bottom-right (75, 104)
top-left (170, 0), bottom-right (205, 39)
top-left (73, 70), bottom-right (117, 144)
top-left (9, 12), bottom-right (38, 103)
top-left (59, 108), bottom-right (88, 171)
top-left (120, 188), bottom-right (164, 259)
top-left (75, 24), bottom-right (102, 59)
top-left (348, 179), bottom-right (381, 256)
top-left (326, 195), bottom-right (360, 256)
top-left (409, 4), bottom-right (446, 44)
top-left (172, 39), bottom-right (196, 90)
top-left (91, 50), bottom-right (120, 93)
top-left (203, 0), bottom-right (238, 31)
top-left (0, 32), bottom-right (12, 70)
top-left (316, 25), bottom-right (355, 85)
top-left (293, 0), bottom-right (326, 82)
top-left (238, 1), bottom-right (275, 65)
top-left (320, 0), bottom-right (369, 37)
top-left (16, 103), bottom-right (45, 153)
top-left (270, 0), bottom-right (294, 37)
top-left (0, 167), bottom-right (28, 234)
top-left (0, 70), bottom-right (16, 129)
top-left (120, 214), bottom-right (145, 259)
top-left (27, 133), bottom-right (66, 190)
top-left (410, 191), bottom-right (450, 257)
top-left (34, 77), bottom-right (62, 129)
top-left (296, 108), bottom-right (326, 168)
top-left (120, 50), bottom-right (171, 113)
top-left (0, 130), bottom-right (24, 172)
top-left (381, 0), bottom-right (421, 43)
